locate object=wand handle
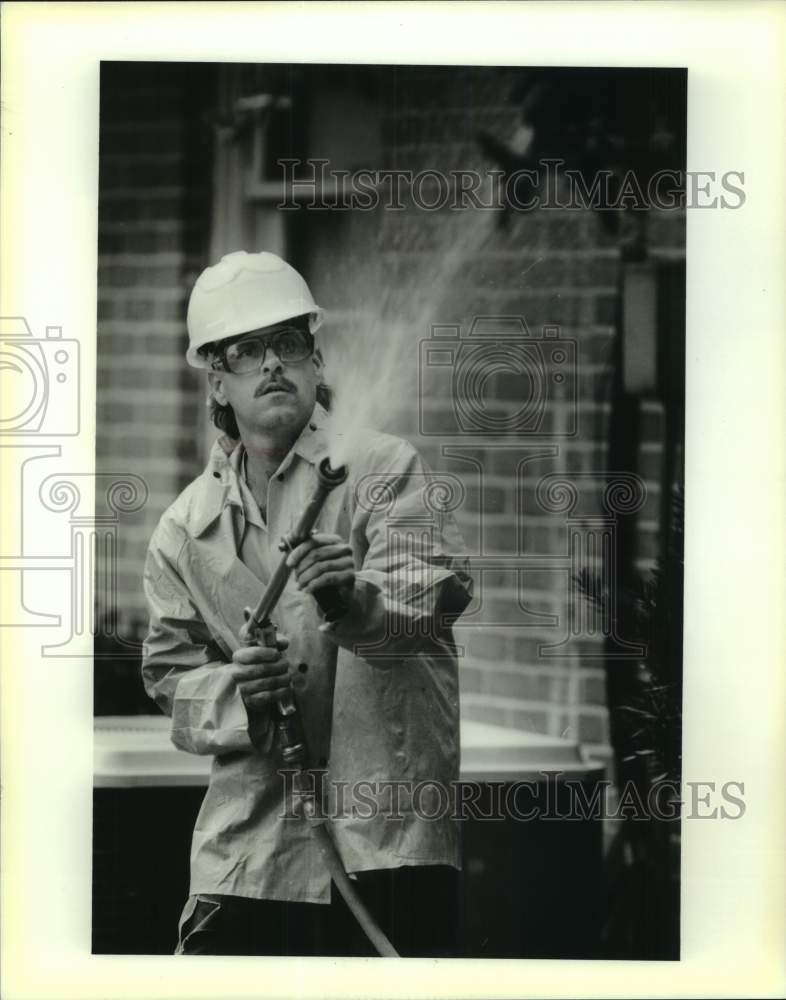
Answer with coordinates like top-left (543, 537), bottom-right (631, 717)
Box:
top-left (245, 457), bottom-right (347, 632)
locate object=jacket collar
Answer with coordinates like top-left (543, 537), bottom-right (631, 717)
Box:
top-left (191, 403), bottom-right (332, 537)
top-left (292, 400), bottom-right (332, 468)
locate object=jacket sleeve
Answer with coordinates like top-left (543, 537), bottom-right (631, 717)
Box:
top-left (321, 438), bottom-right (473, 664)
top-left (141, 524), bottom-right (269, 756)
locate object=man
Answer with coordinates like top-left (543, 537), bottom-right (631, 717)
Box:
top-left (142, 250), bottom-right (472, 957)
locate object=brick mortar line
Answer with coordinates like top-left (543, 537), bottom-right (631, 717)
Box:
top-left (457, 629), bottom-right (611, 643)
top-left (461, 641), bottom-right (608, 654)
top-left (414, 363), bottom-right (612, 375)
top-left (96, 375), bottom-right (192, 388)
top-left (378, 249), bottom-right (622, 260)
top-left (460, 662), bottom-right (601, 679)
top-left (453, 511), bottom-right (618, 526)
top-left (99, 252), bottom-right (189, 265)
top-left (381, 107), bottom-right (524, 119)
top-left (460, 627), bottom-right (606, 642)
top-left (462, 601), bottom-right (596, 617)
top-left (648, 247), bottom-right (686, 260)
top-left (459, 286), bottom-right (619, 297)
top-left (418, 398), bottom-right (613, 409)
top-left (99, 221), bottom-right (201, 233)
top-left (100, 153), bottom-right (182, 163)
top-left (98, 321), bottom-right (186, 333)
top-left (99, 187), bottom-right (188, 200)
top-left (100, 121), bottom-right (187, 132)
top-left (98, 288), bottom-right (189, 301)
top-left (456, 515), bottom-right (662, 531)
top-left (519, 477), bottom-right (663, 492)
top-left (92, 457), bottom-right (199, 476)
top-left (325, 312), bottom-right (618, 334)
top-left (469, 584), bottom-right (597, 597)
top-left (461, 692), bottom-right (607, 713)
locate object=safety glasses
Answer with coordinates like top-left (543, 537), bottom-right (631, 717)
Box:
top-left (212, 327), bottom-right (314, 375)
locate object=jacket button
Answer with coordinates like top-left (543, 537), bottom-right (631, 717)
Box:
top-left (309, 423), bottom-right (317, 432)
top-left (277, 473), bottom-right (284, 481)
top-left (298, 662), bottom-right (308, 674)
top-left (212, 471), bottom-right (220, 479)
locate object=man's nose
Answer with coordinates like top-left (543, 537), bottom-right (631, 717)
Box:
top-left (261, 355), bottom-right (284, 374)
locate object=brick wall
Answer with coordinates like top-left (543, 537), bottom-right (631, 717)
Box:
top-left (96, 63), bottom-right (215, 635)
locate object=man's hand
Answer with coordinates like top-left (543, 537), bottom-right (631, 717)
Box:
top-left (230, 635), bottom-right (291, 714)
top-left (286, 531), bottom-right (355, 619)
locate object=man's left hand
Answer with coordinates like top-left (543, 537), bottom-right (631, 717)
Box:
top-left (286, 532), bottom-right (355, 615)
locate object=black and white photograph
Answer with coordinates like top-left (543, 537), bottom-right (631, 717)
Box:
top-left (91, 60), bottom-right (688, 960)
top-left (2, 3), bottom-right (785, 998)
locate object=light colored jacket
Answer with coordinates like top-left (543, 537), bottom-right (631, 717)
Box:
top-left (142, 404), bottom-right (473, 903)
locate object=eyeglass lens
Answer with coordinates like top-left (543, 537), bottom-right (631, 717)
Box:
top-left (224, 329), bottom-right (311, 372)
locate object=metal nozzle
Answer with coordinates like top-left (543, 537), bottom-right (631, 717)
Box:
top-left (246, 458), bottom-right (349, 630)
top-left (318, 457), bottom-right (348, 488)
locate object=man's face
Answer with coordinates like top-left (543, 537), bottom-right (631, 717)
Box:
top-left (207, 322), bottom-right (322, 439)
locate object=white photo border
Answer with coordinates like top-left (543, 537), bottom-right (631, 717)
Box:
top-left (2, 2), bottom-right (785, 998)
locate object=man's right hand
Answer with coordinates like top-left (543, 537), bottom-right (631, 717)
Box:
top-left (230, 635), bottom-right (292, 714)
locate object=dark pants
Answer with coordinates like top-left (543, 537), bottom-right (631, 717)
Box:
top-left (176, 865), bottom-right (459, 957)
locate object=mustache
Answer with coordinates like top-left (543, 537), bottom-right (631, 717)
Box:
top-left (254, 377), bottom-right (297, 398)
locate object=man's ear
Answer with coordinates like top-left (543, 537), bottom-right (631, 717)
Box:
top-left (312, 346), bottom-right (324, 377)
top-left (208, 371), bottom-right (228, 407)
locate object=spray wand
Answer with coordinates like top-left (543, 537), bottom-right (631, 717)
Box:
top-left (239, 456), bottom-right (399, 958)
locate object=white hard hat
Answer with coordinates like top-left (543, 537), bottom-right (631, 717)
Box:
top-left (185, 250), bottom-right (324, 368)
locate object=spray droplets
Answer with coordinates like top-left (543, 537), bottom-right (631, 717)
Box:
top-left (318, 201), bottom-right (498, 466)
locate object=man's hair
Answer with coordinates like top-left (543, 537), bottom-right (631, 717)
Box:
top-left (197, 317), bottom-right (331, 439)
